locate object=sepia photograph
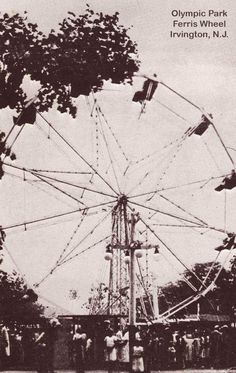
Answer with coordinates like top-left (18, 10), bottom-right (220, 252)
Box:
top-left (0, 0), bottom-right (236, 372)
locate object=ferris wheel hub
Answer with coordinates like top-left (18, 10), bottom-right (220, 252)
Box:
top-left (117, 194), bottom-right (128, 205)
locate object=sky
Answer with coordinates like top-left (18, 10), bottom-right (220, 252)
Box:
top-left (0, 0), bottom-right (236, 315)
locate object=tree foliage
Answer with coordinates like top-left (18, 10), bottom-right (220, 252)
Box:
top-left (0, 8), bottom-right (139, 117)
top-left (84, 282), bottom-right (109, 314)
top-left (159, 261), bottom-right (232, 316)
top-left (0, 269), bottom-right (44, 320)
top-left (0, 8), bottom-right (139, 179)
top-left (84, 259), bottom-right (236, 318)
top-left (0, 131), bottom-right (16, 179)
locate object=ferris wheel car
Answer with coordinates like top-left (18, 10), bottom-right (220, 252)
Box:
top-left (215, 234), bottom-right (236, 252)
top-left (192, 114), bottom-right (212, 136)
top-left (132, 78), bottom-right (158, 103)
top-left (215, 170), bottom-right (236, 191)
top-left (13, 102), bottom-right (37, 126)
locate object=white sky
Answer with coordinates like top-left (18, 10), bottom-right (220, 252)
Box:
top-left (1, 0), bottom-right (236, 314)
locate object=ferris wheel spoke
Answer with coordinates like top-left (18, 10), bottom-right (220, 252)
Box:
top-left (158, 194), bottom-right (208, 226)
top-left (138, 210), bottom-right (232, 318)
top-left (129, 200), bottom-right (206, 229)
top-left (159, 251), bottom-right (219, 319)
top-left (2, 124), bottom-right (26, 162)
top-left (2, 200), bottom-right (115, 232)
top-left (138, 74), bottom-right (202, 111)
top-left (30, 170), bottom-right (87, 206)
top-left (140, 75), bottom-right (235, 168)
top-left (152, 223), bottom-right (206, 229)
top-left (163, 246), bottom-right (236, 320)
top-left (201, 137), bottom-right (223, 174)
top-left (136, 257), bottom-right (155, 317)
top-left (211, 122), bottom-right (235, 168)
top-left (160, 252), bottom-right (198, 293)
top-left (159, 80), bottom-right (201, 111)
top-left (32, 171), bottom-right (115, 199)
top-left (36, 109), bottom-right (119, 196)
top-left (143, 133), bottom-right (190, 202)
top-left (59, 208), bottom-right (113, 264)
top-left (59, 234), bottom-right (111, 267)
top-left (90, 94), bottom-right (130, 165)
top-left (3, 242), bottom-right (75, 314)
top-left (161, 294), bottom-right (196, 318)
top-left (129, 208), bottom-right (209, 291)
top-left (4, 162), bottom-right (116, 199)
top-left (94, 106), bottom-right (122, 193)
top-left (5, 170), bottom-right (80, 210)
top-left (126, 137), bottom-right (186, 196)
top-left (5, 168), bottom-right (104, 212)
top-left (53, 209), bottom-right (89, 267)
top-left (126, 131), bottom-right (186, 179)
top-left (5, 163), bottom-right (87, 207)
top-left (129, 200), bottom-right (233, 235)
top-left (35, 209), bottom-right (113, 287)
top-left (198, 252), bottom-right (220, 291)
top-left (36, 121), bottom-right (94, 179)
top-left (29, 169), bottom-right (92, 175)
top-left (153, 98), bottom-right (192, 125)
top-left (128, 173), bottom-right (230, 199)
top-left (29, 170), bottom-right (112, 207)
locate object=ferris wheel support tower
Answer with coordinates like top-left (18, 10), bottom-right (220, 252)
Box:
top-left (108, 195), bottom-right (139, 373)
top-left (108, 194), bottom-right (130, 315)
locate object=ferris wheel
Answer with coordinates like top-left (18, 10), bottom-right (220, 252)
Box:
top-left (1, 73), bottom-right (236, 321)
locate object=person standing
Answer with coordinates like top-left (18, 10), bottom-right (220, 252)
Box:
top-left (116, 326), bottom-right (124, 369)
top-left (141, 328), bottom-right (152, 373)
top-left (85, 335), bottom-right (93, 367)
top-left (199, 330), bottom-right (210, 368)
top-left (184, 332), bottom-right (194, 368)
top-left (34, 326), bottom-right (48, 373)
top-left (220, 325), bottom-right (231, 368)
top-left (132, 340), bottom-right (144, 373)
top-left (0, 322), bottom-right (10, 371)
top-left (46, 318), bottom-right (60, 373)
top-left (209, 325), bottom-right (221, 368)
top-left (167, 341), bottom-right (176, 369)
top-left (14, 328), bottom-right (24, 367)
top-left (175, 333), bottom-right (186, 369)
top-left (120, 327), bottom-right (130, 367)
top-left (73, 325), bottom-right (87, 373)
top-left (104, 329), bottom-right (117, 373)
top-left (158, 336), bottom-right (166, 370)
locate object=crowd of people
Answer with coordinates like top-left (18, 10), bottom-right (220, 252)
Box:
top-left (101, 322), bottom-right (235, 372)
top-left (0, 318), bottom-right (236, 372)
top-left (0, 318), bottom-right (60, 372)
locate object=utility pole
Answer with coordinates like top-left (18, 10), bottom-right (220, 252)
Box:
top-left (152, 246), bottom-right (161, 320)
top-left (105, 200), bottom-right (158, 370)
top-left (152, 278), bottom-right (159, 319)
top-left (129, 212), bottom-right (138, 373)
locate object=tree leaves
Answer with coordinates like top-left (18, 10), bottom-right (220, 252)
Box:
top-left (0, 270), bottom-right (43, 320)
top-left (0, 10), bottom-right (140, 117)
top-left (0, 131), bottom-right (16, 179)
top-left (160, 262), bottom-right (229, 316)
